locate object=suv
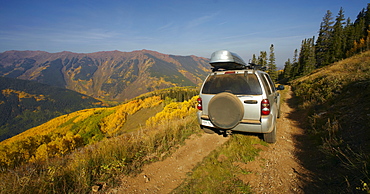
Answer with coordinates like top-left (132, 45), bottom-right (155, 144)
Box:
top-left (196, 50), bottom-right (283, 143)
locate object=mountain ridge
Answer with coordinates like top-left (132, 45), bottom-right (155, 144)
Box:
top-left (0, 50), bottom-right (210, 101)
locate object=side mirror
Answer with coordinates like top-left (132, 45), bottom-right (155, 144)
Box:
top-left (276, 85), bottom-right (285, 90)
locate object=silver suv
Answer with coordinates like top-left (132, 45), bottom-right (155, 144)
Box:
top-left (196, 50), bottom-right (282, 143)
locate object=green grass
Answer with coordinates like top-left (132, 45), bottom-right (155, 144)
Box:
top-left (172, 135), bottom-right (266, 194)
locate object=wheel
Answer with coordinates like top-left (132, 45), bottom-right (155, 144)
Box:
top-left (263, 124), bottom-right (277, 143)
top-left (208, 92), bottom-right (244, 129)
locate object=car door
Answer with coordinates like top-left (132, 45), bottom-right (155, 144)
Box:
top-left (261, 73), bottom-right (278, 117)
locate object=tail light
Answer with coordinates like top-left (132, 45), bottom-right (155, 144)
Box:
top-left (261, 99), bottom-right (270, 115)
top-left (224, 71), bottom-right (235, 74)
top-left (197, 97), bottom-right (202, 110)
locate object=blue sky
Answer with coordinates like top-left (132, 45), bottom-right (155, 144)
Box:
top-left (0, 0), bottom-right (368, 67)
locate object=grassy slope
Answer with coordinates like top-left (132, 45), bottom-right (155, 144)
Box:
top-left (291, 50), bottom-right (370, 192)
top-left (0, 87), bottom-right (200, 193)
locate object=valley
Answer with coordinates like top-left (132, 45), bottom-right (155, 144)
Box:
top-left (0, 76), bottom-right (105, 141)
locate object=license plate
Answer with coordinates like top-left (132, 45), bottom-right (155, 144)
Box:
top-left (201, 120), bottom-right (214, 127)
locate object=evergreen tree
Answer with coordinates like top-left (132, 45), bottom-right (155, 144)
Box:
top-left (258, 51), bottom-right (268, 68)
top-left (332, 7), bottom-right (346, 61)
top-left (354, 9), bottom-right (367, 42)
top-left (291, 49), bottom-right (300, 78)
top-left (365, 3), bottom-right (370, 31)
top-left (291, 38), bottom-right (316, 78)
top-left (363, 4), bottom-right (370, 51)
top-left (304, 37), bottom-right (316, 75)
top-left (283, 58), bottom-right (292, 81)
top-left (316, 10), bottom-right (334, 67)
top-left (348, 5), bottom-right (369, 56)
top-left (251, 54), bottom-right (258, 64)
top-left (344, 17), bottom-right (355, 56)
top-left (267, 44), bottom-right (278, 81)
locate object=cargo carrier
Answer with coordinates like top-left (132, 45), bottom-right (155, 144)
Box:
top-left (209, 50), bottom-right (247, 71)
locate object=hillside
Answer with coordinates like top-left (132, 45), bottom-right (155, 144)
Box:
top-left (0, 87), bottom-right (198, 167)
top-left (290, 50), bottom-right (370, 192)
top-left (0, 50), bottom-right (210, 101)
top-left (0, 76), bottom-right (105, 141)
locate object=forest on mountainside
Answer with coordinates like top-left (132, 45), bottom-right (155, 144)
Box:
top-left (0, 77), bottom-right (105, 141)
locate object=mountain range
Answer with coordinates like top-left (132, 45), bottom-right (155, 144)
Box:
top-left (0, 50), bottom-right (210, 101)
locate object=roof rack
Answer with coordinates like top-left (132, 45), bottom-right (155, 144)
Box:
top-left (211, 63), bottom-right (266, 72)
top-left (247, 63), bottom-right (267, 71)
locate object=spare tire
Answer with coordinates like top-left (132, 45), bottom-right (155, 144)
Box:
top-left (208, 92), bottom-right (244, 129)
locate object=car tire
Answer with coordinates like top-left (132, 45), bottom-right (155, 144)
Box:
top-left (208, 92), bottom-right (244, 129)
top-left (263, 124), bottom-right (277, 143)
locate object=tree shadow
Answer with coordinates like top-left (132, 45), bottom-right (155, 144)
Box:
top-left (285, 91), bottom-right (347, 193)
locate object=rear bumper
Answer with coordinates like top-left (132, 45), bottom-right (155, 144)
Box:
top-left (197, 111), bottom-right (274, 133)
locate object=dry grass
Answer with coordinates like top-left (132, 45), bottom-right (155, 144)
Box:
top-left (0, 94), bottom-right (201, 194)
top-left (0, 114), bottom-right (201, 194)
top-left (292, 50), bottom-right (370, 192)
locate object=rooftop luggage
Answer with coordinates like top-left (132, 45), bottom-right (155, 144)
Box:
top-left (209, 50), bottom-right (247, 70)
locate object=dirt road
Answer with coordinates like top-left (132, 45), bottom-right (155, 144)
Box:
top-left (113, 133), bottom-right (229, 193)
top-left (238, 88), bottom-right (313, 193)
top-left (110, 88), bottom-right (312, 193)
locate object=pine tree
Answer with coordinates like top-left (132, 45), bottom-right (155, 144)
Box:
top-left (291, 49), bottom-right (300, 78)
top-left (290, 38), bottom-right (316, 78)
top-left (344, 17), bottom-right (355, 56)
top-left (365, 3), bottom-right (370, 31)
top-left (267, 44), bottom-right (278, 81)
top-left (354, 9), bottom-right (367, 42)
top-left (258, 51), bottom-right (268, 68)
top-left (305, 37), bottom-right (316, 75)
top-left (283, 58), bottom-right (292, 81)
top-left (316, 10), bottom-right (334, 67)
top-left (251, 54), bottom-right (258, 64)
top-left (332, 7), bottom-right (346, 61)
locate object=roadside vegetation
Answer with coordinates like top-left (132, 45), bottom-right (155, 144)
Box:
top-left (291, 50), bottom-right (370, 192)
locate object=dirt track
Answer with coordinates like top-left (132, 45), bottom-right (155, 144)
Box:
top-left (110, 88), bottom-right (313, 193)
top-left (113, 134), bottom-right (229, 193)
top-left (237, 88), bottom-right (313, 193)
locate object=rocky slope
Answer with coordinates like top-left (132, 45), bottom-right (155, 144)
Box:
top-left (0, 50), bottom-right (210, 101)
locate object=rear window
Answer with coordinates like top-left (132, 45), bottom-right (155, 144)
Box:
top-left (201, 73), bottom-right (262, 95)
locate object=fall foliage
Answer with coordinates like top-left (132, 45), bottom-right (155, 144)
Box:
top-left (0, 87), bottom-right (197, 169)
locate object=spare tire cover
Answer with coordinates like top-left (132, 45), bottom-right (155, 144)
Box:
top-left (208, 92), bottom-right (244, 129)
